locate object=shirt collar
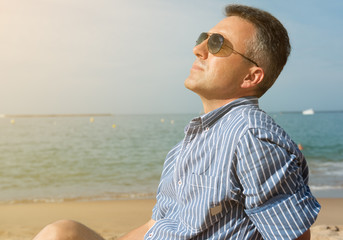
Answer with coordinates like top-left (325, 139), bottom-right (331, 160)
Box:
top-left (200, 96), bottom-right (259, 131)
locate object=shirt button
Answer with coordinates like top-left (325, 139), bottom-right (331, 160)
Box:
top-left (178, 180), bottom-right (182, 185)
top-left (149, 232), bottom-right (153, 237)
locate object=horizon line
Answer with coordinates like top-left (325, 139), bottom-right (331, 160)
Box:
top-left (1, 110), bottom-right (343, 118)
top-left (0, 113), bottom-right (114, 118)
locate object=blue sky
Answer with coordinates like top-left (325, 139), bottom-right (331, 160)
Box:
top-left (0, 0), bottom-right (342, 114)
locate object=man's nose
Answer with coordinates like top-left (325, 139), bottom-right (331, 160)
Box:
top-left (193, 41), bottom-right (209, 59)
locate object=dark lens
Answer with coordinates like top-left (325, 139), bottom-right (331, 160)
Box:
top-left (196, 32), bottom-right (208, 46)
top-left (208, 34), bottom-right (224, 54)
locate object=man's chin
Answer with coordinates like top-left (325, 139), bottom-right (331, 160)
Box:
top-left (184, 77), bottom-right (196, 91)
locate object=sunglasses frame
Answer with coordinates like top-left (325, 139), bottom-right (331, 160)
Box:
top-left (196, 32), bottom-right (259, 67)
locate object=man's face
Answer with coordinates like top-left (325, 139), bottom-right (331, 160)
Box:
top-left (184, 16), bottom-right (256, 100)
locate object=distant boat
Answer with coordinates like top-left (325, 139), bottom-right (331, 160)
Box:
top-left (302, 108), bottom-right (314, 115)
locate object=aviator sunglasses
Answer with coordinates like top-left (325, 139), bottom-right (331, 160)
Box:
top-left (195, 32), bottom-right (259, 67)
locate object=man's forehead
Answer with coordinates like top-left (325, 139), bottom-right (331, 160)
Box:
top-left (209, 16), bottom-right (255, 41)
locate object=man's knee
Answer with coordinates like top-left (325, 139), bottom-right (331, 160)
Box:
top-left (34, 219), bottom-right (98, 240)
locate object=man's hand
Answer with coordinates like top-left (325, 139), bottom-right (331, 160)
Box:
top-left (118, 219), bottom-right (156, 240)
top-left (296, 229), bottom-right (310, 240)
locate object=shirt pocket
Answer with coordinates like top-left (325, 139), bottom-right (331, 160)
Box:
top-left (179, 174), bottom-right (227, 233)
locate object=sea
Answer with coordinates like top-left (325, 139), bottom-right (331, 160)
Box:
top-left (0, 111), bottom-right (342, 204)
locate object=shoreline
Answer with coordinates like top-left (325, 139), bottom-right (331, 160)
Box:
top-left (0, 187), bottom-right (342, 205)
top-left (0, 198), bottom-right (342, 240)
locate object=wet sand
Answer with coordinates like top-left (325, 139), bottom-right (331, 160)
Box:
top-left (0, 198), bottom-right (341, 239)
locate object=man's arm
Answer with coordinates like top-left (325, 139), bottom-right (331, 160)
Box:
top-left (118, 219), bottom-right (156, 240)
top-left (236, 129), bottom-right (320, 239)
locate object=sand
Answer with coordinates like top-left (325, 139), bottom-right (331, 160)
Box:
top-left (0, 198), bottom-right (342, 240)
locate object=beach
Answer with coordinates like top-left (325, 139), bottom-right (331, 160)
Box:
top-left (0, 198), bottom-right (342, 240)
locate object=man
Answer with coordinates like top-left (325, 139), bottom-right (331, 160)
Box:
top-left (33, 4), bottom-right (320, 240)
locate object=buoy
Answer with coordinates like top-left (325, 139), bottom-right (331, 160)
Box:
top-left (112, 124), bottom-right (116, 128)
top-left (170, 120), bottom-right (175, 124)
top-left (160, 118), bottom-right (165, 123)
top-left (90, 117), bottom-right (94, 123)
top-left (10, 119), bottom-right (15, 124)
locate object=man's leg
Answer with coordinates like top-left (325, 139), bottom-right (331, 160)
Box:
top-left (33, 219), bottom-right (105, 240)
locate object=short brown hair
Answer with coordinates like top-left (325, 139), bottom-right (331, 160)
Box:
top-left (225, 5), bottom-right (291, 97)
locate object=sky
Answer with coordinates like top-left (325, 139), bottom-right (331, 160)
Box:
top-left (1, 0), bottom-right (342, 115)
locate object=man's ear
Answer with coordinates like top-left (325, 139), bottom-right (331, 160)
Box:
top-left (241, 67), bottom-right (264, 89)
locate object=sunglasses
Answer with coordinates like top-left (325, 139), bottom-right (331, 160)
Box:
top-left (195, 32), bottom-right (259, 67)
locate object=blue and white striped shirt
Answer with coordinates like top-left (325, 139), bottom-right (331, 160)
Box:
top-left (146, 97), bottom-right (320, 240)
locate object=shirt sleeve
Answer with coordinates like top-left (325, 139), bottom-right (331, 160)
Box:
top-left (235, 128), bottom-right (321, 240)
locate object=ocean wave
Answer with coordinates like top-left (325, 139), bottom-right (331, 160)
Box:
top-left (310, 185), bottom-right (343, 190)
